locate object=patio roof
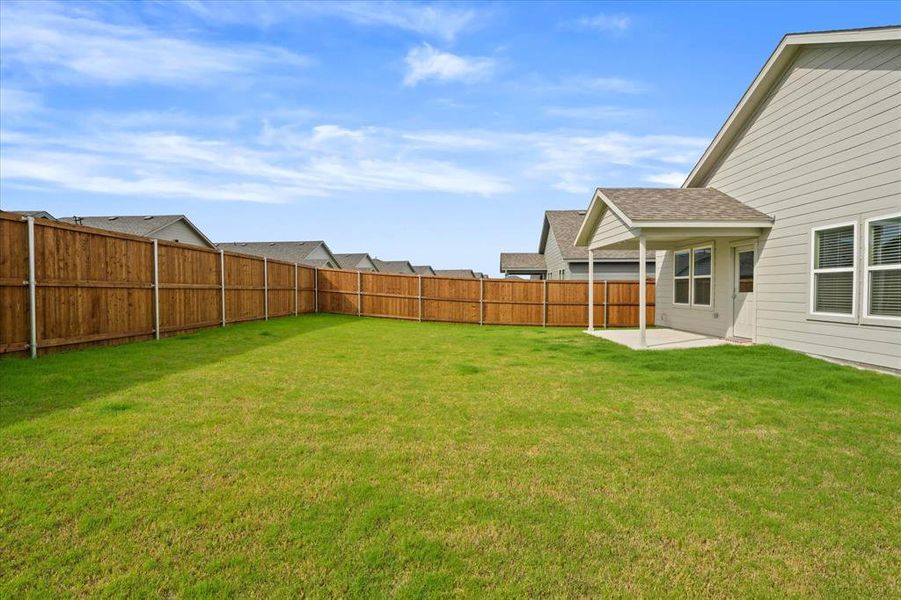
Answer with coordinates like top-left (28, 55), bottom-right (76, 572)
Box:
top-left (575, 187), bottom-right (773, 251)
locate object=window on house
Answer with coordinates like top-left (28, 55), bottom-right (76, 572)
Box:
top-left (674, 250), bottom-right (690, 305)
top-left (692, 246), bottom-right (712, 306)
top-left (811, 224), bottom-right (856, 316)
top-left (866, 215), bottom-right (900, 318)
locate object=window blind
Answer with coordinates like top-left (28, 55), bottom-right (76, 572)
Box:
top-left (815, 226), bottom-right (854, 269)
top-left (815, 272), bottom-right (853, 314)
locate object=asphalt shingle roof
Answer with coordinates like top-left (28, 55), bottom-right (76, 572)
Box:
top-left (372, 259), bottom-right (414, 274)
top-left (598, 188), bottom-right (772, 222)
top-left (434, 269), bottom-right (477, 278)
top-left (334, 253), bottom-right (376, 270)
top-left (412, 265), bottom-right (436, 276)
top-left (500, 252), bottom-right (547, 271)
top-left (59, 214), bottom-right (185, 237)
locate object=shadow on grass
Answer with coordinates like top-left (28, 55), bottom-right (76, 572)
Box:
top-left (0, 314), bottom-right (353, 429)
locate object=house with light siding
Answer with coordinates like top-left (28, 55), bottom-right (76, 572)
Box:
top-left (576, 26), bottom-right (901, 371)
top-left (501, 210), bottom-right (654, 280)
top-left (334, 253), bottom-right (379, 272)
top-left (216, 240), bottom-right (339, 268)
top-left (59, 214), bottom-right (215, 248)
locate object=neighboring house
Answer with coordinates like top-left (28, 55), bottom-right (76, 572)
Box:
top-left (501, 210), bottom-right (654, 280)
top-left (434, 269), bottom-right (477, 278)
top-left (59, 214), bottom-right (215, 248)
top-left (372, 259), bottom-right (415, 274)
top-left (334, 253), bottom-right (379, 272)
top-left (412, 265), bottom-right (436, 276)
top-left (217, 241), bottom-right (339, 268)
top-left (576, 26), bottom-right (900, 371)
top-left (499, 252), bottom-right (547, 279)
top-left (8, 210), bottom-right (56, 220)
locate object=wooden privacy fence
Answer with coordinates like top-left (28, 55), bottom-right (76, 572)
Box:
top-left (0, 213), bottom-right (654, 357)
top-left (316, 268), bottom-right (653, 328)
top-left (0, 213), bottom-right (316, 357)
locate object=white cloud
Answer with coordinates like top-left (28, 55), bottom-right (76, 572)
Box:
top-left (582, 77), bottom-right (645, 94)
top-left (545, 105), bottom-right (645, 120)
top-left (403, 43), bottom-right (495, 86)
top-left (575, 13), bottom-right (631, 31)
top-left (174, 1), bottom-right (481, 42)
top-left (0, 2), bottom-right (310, 85)
top-left (644, 171), bottom-right (688, 187)
top-left (0, 88), bottom-right (42, 116)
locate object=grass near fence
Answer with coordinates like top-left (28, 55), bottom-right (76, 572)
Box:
top-left (1, 314), bottom-right (899, 597)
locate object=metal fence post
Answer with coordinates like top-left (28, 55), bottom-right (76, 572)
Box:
top-left (294, 263), bottom-right (298, 316)
top-left (263, 257), bottom-right (269, 320)
top-left (603, 280), bottom-right (608, 329)
top-left (357, 270), bottom-right (362, 316)
top-left (479, 278), bottom-right (484, 325)
top-left (418, 275), bottom-right (423, 322)
top-left (314, 268), bottom-right (319, 313)
top-left (219, 249), bottom-right (226, 327)
top-left (25, 217), bottom-right (37, 358)
top-left (152, 239), bottom-right (160, 340)
top-left (542, 279), bottom-right (547, 327)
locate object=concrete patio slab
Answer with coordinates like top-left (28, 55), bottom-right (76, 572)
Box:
top-left (585, 327), bottom-right (737, 350)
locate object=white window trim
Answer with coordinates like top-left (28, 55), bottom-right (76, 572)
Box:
top-left (691, 245), bottom-right (714, 308)
top-left (862, 211), bottom-right (901, 325)
top-left (673, 249), bottom-right (691, 306)
top-left (809, 221), bottom-right (858, 320)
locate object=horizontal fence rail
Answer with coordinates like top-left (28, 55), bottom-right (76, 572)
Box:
top-left (0, 213), bottom-right (654, 357)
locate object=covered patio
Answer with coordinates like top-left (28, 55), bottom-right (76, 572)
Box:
top-left (576, 188), bottom-right (774, 348)
top-left (585, 327), bottom-right (737, 350)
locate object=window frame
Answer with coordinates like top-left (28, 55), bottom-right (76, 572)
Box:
top-left (691, 245), bottom-right (714, 308)
top-left (809, 221), bottom-right (858, 320)
top-left (862, 212), bottom-right (901, 324)
top-left (673, 249), bottom-right (691, 306)
top-left (672, 244), bottom-right (714, 309)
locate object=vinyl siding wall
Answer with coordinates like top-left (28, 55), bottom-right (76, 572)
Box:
top-left (568, 261), bottom-right (655, 281)
top-left (543, 228), bottom-right (567, 279)
top-left (659, 41), bottom-right (901, 369)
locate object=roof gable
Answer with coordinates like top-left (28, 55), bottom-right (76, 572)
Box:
top-left (58, 214), bottom-right (214, 247)
top-left (216, 240), bottom-right (338, 267)
top-left (684, 26), bottom-right (901, 188)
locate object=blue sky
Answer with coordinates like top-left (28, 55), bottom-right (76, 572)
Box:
top-left (0, 1), bottom-right (895, 274)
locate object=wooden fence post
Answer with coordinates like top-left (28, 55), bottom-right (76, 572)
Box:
top-left (263, 258), bottom-right (269, 320)
top-left (543, 279), bottom-right (548, 327)
top-left (152, 239), bottom-right (160, 340)
top-left (314, 268), bottom-right (319, 313)
top-left (357, 270), bottom-right (362, 316)
top-left (25, 217), bottom-right (37, 358)
top-left (479, 278), bottom-right (484, 325)
top-left (294, 263), bottom-right (298, 316)
top-left (219, 249), bottom-right (226, 327)
top-left (603, 280), bottom-right (608, 328)
top-left (418, 275), bottom-right (423, 322)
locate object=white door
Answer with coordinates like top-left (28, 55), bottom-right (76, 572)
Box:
top-left (732, 246), bottom-right (755, 339)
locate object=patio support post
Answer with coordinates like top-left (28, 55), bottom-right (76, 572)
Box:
top-left (26, 217), bottom-right (37, 358)
top-left (638, 235), bottom-right (647, 348)
top-left (263, 257), bottom-right (269, 321)
top-left (219, 249), bottom-right (226, 327)
top-left (152, 239), bottom-right (160, 340)
top-left (587, 248), bottom-right (594, 331)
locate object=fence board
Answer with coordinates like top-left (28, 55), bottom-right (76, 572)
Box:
top-left (0, 215), bottom-right (29, 354)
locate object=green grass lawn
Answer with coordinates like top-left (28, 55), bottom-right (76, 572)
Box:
top-left (1, 314), bottom-right (899, 597)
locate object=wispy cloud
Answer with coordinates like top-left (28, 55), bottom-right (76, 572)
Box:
top-left (173, 1), bottom-right (481, 42)
top-left (403, 43), bottom-right (495, 86)
top-left (644, 171), bottom-right (688, 187)
top-left (573, 13), bottom-right (631, 32)
top-left (0, 88), bottom-right (43, 116)
top-left (0, 2), bottom-right (310, 86)
top-left (545, 105), bottom-right (645, 120)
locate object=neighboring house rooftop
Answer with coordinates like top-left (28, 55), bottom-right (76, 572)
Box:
top-left (540, 210), bottom-right (651, 261)
top-left (434, 269), bottom-right (477, 278)
top-left (8, 210), bottom-right (56, 220)
top-left (500, 252), bottom-right (546, 272)
top-left (597, 188), bottom-right (773, 223)
top-left (412, 265), bottom-right (436, 276)
top-left (372, 259), bottom-right (415, 274)
top-left (58, 214), bottom-right (215, 247)
top-left (334, 252), bottom-right (377, 271)
top-left (684, 26), bottom-right (901, 187)
top-left (216, 240), bottom-right (337, 267)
